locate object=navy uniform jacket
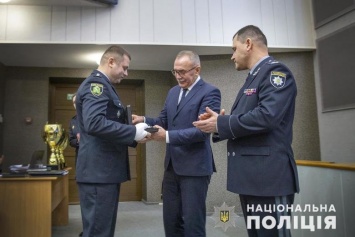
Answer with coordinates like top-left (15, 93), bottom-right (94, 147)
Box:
top-left (76, 70), bottom-right (136, 184)
top-left (217, 57), bottom-right (300, 196)
top-left (146, 79), bottom-right (221, 176)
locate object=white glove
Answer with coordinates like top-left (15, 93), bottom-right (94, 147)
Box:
top-left (134, 123), bottom-right (149, 141)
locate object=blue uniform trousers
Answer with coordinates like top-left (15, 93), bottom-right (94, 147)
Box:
top-left (78, 183), bottom-right (121, 237)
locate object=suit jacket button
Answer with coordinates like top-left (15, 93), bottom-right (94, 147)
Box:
top-left (232, 152), bottom-right (235, 156)
top-left (227, 152), bottom-right (230, 156)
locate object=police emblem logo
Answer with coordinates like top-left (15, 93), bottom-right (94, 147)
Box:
top-left (220, 210), bottom-right (229, 223)
top-left (211, 202), bottom-right (237, 231)
top-left (270, 71), bottom-right (286, 88)
top-left (90, 83), bottom-right (103, 96)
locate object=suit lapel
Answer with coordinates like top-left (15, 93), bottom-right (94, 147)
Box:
top-left (174, 79), bottom-right (204, 118)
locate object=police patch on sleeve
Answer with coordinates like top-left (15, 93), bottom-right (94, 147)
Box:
top-left (90, 83), bottom-right (103, 96)
top-left (270, 71), bottom-right (286, 88)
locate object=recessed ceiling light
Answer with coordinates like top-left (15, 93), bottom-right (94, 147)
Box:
top-left (84, 52), bottom-right (102, 65)
top-left (0, 0), bottom-right (11, 4)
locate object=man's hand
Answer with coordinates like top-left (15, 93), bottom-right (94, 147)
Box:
top-left (150, 125), bottom-right (166, 141)
top-left (136, 134), bottom-right (151, 143)
top-left (132, 114), bottom-right (144, 125)
top-left (193, 107), bottom-right (225, 133)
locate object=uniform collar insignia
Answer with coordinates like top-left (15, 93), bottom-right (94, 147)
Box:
top-left (252, 67), bottom-right (261, 76)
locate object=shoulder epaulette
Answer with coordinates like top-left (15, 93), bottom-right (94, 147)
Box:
top-left (267, 60), bottom-right (280, 65)
top-left (94, 72), bottom-right (102, 77)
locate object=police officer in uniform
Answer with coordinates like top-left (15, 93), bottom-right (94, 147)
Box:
top-left (69, 94), bottom-right (80, 164)
top-left (75, 45), bottom-right (149, 237)
top-left (193, 25), bottom-right (299, 237)
top-left (68, 93), bottom-right (83, 237)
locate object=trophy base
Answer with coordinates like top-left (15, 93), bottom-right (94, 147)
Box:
top-left (47, 164), bottom-right (60, 170)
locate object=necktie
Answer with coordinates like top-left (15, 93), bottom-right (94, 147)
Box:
top-left (178, 88), bottom-right (188, 108)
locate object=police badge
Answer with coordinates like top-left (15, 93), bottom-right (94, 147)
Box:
top-left (90, 83), bottom-right (103, 96)
top-left (211, 202), bottom-right (238, 231)
top-left (270, 71), bottom-right (286, 89)
top-left (220, 210), bottom-right (230, 223)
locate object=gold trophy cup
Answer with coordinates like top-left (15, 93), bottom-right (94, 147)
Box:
top-left (42, 123), bottom-right (67, 170)
top-left (57, 130), bottom-right (69, 168)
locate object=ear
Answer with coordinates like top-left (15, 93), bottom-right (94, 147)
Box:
top-left (195, 66), bottom-right (201, 75)
top-left (108, 57), bottom-right (115, 68)
top-left (245, 38), bottom-right (253, 51)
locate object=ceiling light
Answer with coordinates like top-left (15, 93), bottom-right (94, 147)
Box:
top-left (0, 0), bottom-right (11, 4)
top-left (83, 52), bottom-right (102, 65)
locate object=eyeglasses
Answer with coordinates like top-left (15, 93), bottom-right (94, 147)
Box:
top-left (171, 66), bottom-right (197, 77)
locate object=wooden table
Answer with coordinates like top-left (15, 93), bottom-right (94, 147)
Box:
top-left (0, 170), bottom-right (70, 237)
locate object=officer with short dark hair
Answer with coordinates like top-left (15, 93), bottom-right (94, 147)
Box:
top-left (76, 45), bottom-right (149, 237)
top-left (194, 25), bottom-right (299, 237)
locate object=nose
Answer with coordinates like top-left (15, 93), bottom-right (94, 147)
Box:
top-left (175, 73), bottom-right (182, 79)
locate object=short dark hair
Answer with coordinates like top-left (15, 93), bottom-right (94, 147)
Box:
top-left (100, 45), bottom-right (131, 64)
top-left (233, 25), bottom-right (268, 46)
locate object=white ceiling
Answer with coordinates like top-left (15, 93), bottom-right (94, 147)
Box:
top-left (0, 43), bottom-right (233, 71)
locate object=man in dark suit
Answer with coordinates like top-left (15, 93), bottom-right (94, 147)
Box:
top-left (76, 45), bottom-right (149, 237)
top-left (133, 50), bottom-right (221, 237)
top-left (193, 25), bottom-right (300, 237)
